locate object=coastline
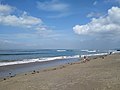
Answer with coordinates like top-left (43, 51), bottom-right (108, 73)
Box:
top-left (0, 53), bottom-right (120, 90)
top-left (0, 52), bottom-right (109, 78)
top-left (0, 58), bottom-right (79, 78)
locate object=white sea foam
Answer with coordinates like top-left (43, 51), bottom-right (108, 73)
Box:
top-left (81, 50), bottom-right (96, 52)
top-left (57, 50), bottom-right (66, 52)
top-left (112, 51), bottom-right (120, 54)
top-left (87, 50), bottom-right (96, 53)
top-left (81, 53), bottom-right (108, 58)
top-left (81, 50), bottom-right (89, 52)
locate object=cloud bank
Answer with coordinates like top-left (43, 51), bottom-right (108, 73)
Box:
top-left (0, 4), bottom-right (47, 31)
top-left (73, 7), bottom-right (120, 37)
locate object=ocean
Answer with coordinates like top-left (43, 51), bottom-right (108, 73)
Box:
top-left (0, 49), bottom-right (108, 66)
top-left (0, 49), bottom-right (111, 77)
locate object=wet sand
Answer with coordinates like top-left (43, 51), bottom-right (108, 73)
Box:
top-left (0, 54), bottom-right (120, 90)
top-left (0, 58), bottom-right (79, 78)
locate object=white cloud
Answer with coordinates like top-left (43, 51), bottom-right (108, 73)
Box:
top-left (37, 0), bottom-right (69, 12)
top-left (0, 4), bottom-right (48, 31)
top-left (0, 4), bottom-right (14, 15)
top-left (73, 7), bottom-right (120, 38)
top-left (87, 12), bottom-right (102, 18)
top-left (0, 12), bottom-right (42, 28)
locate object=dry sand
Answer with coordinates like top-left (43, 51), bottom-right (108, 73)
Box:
top-left (0, 54), bottom-right (120, 90)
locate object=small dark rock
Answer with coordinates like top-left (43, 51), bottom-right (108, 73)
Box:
top-left (36, 71), bottom-right (39, 73)
top-left (62, 66), bottom-right (65, 68)
top-left (31, 72), bottom-right (35, 74)
top-left (102, 56), bottom-right (104, 59)
top-left (33, 70), bottom-right (36, 73)
top-left (10, 76), bottom-right (14, 78)
top-left (3, 78), bottom-right (6, 80)
top-left (53, 68), bottom-right (56, 70)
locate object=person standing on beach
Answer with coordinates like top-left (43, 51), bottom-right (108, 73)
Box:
top-left (83, 56), bottom-right (89, 63)
top-left (83, 56), bottom-right (87, 63)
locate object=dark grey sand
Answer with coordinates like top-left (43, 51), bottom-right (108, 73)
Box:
top-left (0, 58), bottom-right (79, 78)
top-left (0, 54), bottom-right (120, 90)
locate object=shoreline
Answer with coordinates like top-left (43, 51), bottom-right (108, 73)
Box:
top-left (0, 58), bottom-right (79, 78)
top-left (0, 52), bottom-right (109, 78)
top-left (0, 53), bottom-right (120, 89)
top-left (0, 52), bottom-right (109, 67)
top-left (0, 53), bottom-right (111, 80)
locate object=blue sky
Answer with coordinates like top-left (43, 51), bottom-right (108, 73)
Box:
top-left (0, 0), bottom-right (120, 49)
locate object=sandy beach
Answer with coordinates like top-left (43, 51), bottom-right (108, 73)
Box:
top-left (0, 53), bottom-right (120, 90)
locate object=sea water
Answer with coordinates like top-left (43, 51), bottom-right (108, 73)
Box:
top-left (0, 49), bottom-right (117, 77)
top-left (0, 49), bottom-right (109, 66)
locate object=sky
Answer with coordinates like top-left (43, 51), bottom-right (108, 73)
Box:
top-left (0, 0), bottom-right (120, 49)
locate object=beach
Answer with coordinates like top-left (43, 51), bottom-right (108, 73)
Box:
top-left (0, 53), bottom-right (120, 90)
